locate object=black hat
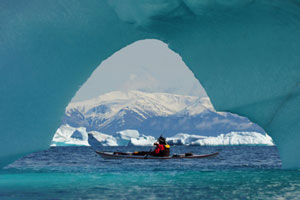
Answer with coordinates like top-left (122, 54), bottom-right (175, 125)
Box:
top-left (158, 135), bottom-right (166, 144)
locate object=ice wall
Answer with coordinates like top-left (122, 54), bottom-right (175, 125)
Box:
top-left (0, 0), bottom-right (145, 167)
top-left (1, 0), bottom-right (300, 168)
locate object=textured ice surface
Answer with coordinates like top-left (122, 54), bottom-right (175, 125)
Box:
top-left (51, 125), bottom-right (89, 147)
top-left (89, 131), bottom-right (118, 146)
top-left (191, 132), bottom-right (274, 146)
top-left (167, 134), bottom-right (207, 145)
top-left (1, 1), bottom-right (300, 168)
top-left (167, 132), bottom-right (274, 146)
top-left (113, 130), bottom-right (140, 146)
top-left (52, 127), bottom-right (156, 147)
top-left (53, 126), bottom-right (273, 147)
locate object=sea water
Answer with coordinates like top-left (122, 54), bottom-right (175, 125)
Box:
top-left (0, 146), bottom-right (299, 199)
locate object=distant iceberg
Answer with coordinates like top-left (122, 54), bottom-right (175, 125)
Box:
top-left (187, 132), bottom-right (273, 146)
top-left (128, 135), bottom-right (156, 146)
top-left (52, 125), bottom-right (274, 147)
top-left (113, 130), bottom-right (140, 146)
top-left (96, 129), bottom-right (156, 146)
top-left (51, 124), bottom-right (90, 146)
top-left (167, 134), bottom-right (206, 145)
top-left (52, 126), bottom-right (156, 147)
top-left (88, 131), bottom-right (118, 146)
top-left (167, 132), bottom-right (274, 146)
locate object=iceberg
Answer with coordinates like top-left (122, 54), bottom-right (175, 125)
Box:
top-left (113, 130), bottom-right (140, 146)
top-left (52, 127), bottom-right (156, 147)
top-left (53, 126), bottom-right (273, 147)
top-left (190, 132), bottom-right (274, 146)
top-left (107, 129), bottom-right (156, 146)
top-left (167, 134), bottom-right (206, 145)
top-left (51, 125), bottom-right (90, 147)
top-left (129, 136), bottom-right (156, 146)
top-left (88, 131), bottom-right (118, 147)
top-left (167, 132), bottom-right (274, 146)
top-left (1, 1), bottom-right (300, 168)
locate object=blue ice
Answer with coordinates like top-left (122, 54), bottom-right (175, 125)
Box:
top-left (0, 0), bottom-right (300, 168)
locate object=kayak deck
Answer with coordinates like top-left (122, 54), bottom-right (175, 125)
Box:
top-left (95, 151), bottom-right (219, 159)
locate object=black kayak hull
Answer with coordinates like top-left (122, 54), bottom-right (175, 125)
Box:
top-left (95, 151), bottom-right (219, 159)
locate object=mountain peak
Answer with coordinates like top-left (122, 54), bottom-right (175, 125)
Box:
top-left (67, 90), bottom-right (213, 115)
top-left (63, 90), bottom-right (262, 136)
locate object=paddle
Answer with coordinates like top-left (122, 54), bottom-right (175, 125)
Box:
top-left (143, 149), bottom-right (153, 159)
top-left (144, 143), bottom-right (157, 158)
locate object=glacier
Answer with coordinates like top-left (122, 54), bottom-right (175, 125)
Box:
top-left (1, 1), bottom-right (300, 168)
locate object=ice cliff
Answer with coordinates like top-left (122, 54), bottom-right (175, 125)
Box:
top-left (1, 1), bottom-right (300, 168)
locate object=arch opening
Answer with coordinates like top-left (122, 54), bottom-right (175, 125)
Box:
top-left (52, 39), bottom-right (273, 149)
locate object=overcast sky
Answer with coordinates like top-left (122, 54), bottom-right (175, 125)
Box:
top-left (72, 39), bottom-right (207, 102)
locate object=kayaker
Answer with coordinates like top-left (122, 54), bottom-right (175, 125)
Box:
top-left (151, 136), bottom-right (170, 157)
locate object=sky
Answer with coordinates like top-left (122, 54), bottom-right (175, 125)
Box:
top-left (72, 39), bottom-right (207, 102)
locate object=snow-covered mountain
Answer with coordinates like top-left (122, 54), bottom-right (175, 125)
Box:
top-left (62, 90), bottom-right (264, 137)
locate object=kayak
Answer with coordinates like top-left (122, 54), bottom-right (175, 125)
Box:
top-left (95, 151), bottom-right (219, 159)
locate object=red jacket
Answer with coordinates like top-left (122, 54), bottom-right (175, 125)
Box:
top-left (154, 144), bottom-right (165, 154)
top-left (152, 144), bottom-right (170, 157)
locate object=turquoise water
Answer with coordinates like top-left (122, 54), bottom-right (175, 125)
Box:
top-left (1, 146), bottom-right (300, 199)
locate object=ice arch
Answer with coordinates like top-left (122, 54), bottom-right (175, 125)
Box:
top-left (1, 1), bottom-right (300, 168)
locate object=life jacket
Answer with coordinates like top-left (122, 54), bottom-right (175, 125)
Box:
top-left (162, 144), bottom-right (170, 157)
